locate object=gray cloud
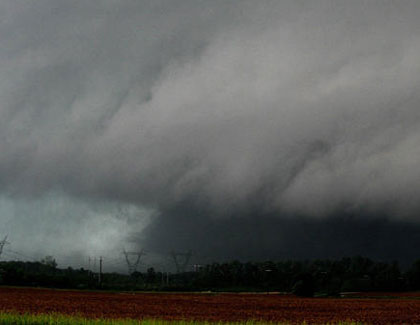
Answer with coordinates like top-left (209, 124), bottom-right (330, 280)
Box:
top-left (142, 207), bottom-right (420, 267)
top-left (1, 1), bottom-right (420, 265)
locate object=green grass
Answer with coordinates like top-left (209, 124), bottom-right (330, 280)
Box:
top-left (0, 313), bottom-right (364, 325)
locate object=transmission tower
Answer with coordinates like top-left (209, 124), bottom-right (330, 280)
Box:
top-left (0, 235), bottom-right (9, 260)
top-left (123, 249), bottom-right (145, 274)
top-left (170, 250), bottom-right (192, 273)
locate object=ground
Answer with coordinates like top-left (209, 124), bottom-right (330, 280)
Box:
top-left (1, 287), bottom-right (420, 324)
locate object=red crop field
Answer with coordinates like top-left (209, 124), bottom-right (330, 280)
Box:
top-left (1, 287), bottom-right (420, 324)
top-left (341, 291), bottom-right (420, 298)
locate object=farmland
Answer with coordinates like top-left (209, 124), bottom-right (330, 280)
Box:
top-left (1, 287), bottom-right (420, 324)
top-left (0, 313), bottom-right (363, 325)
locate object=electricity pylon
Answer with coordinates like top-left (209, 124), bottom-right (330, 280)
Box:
top-left (123, 249), bottom-right (145, 275)
top-left (0, 235), bottom-right (9, 260)
top-left (170, 250), bottom-right (192, 274)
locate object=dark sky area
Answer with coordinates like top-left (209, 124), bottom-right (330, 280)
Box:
top-left (1, 0), bottom-right (420, 272)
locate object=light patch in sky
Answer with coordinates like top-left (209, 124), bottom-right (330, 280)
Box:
top-left (0, 193), bottom-right (152, 271)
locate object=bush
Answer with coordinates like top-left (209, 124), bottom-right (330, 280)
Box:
top-left (292, 273), bottom-right (314, 297)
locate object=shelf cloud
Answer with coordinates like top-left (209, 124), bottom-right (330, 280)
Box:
top-left (1, 1), bottom-right (420, 265)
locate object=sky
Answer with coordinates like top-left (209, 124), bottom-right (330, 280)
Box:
top-left (1, 0), bottom-right (420, 272)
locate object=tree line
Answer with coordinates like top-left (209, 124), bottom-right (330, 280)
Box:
top-left (1, 256), bottom-right (420, 296)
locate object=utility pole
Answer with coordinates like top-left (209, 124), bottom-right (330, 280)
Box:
top-left (123, 249), bottom-right (145, 275)
top-left (160, 270), bottom-right (170, 286)
top-left (98, 256), bottom-right (103, 286)
top-left (0, 236), bottom-right (9, 260)
top-left (170, 250), bottom-right (192, 274)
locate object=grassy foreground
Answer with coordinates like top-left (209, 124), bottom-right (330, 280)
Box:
top-left (0, 313), bottom-right (363, 325)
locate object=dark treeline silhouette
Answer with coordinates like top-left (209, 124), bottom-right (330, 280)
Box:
top-left (190, 257), bottom-right (407, 296)
top-left (1, 256), bottom-right (420, 296)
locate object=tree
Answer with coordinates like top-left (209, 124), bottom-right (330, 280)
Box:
top-left (407, 259), bottom-right (420, 290)
top-left (292, 272), bottom-right (315, 297)
top-left (41, 256), bottom-right (57, 269)
top-left (146, 267), bottom-right (157, 283)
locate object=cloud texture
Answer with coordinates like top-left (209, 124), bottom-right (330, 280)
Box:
top-left (1, 0), bottom-right (420, 265)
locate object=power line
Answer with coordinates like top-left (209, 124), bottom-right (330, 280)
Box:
top-left (1, 251), bottom-right (18, 260)
top-left (4, 249), bottom-right (36, 261)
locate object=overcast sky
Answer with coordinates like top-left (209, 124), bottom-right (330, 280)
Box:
top-left (1, 0), bottom-right (420, 272)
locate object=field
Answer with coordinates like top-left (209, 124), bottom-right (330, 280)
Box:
top-left (1, 287), bottom-right (420, 324)
top-left (0, 313), bottom-right (362, 325)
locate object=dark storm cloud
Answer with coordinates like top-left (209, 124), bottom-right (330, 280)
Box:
top-left (142, 206), bottom-right (420, 266)
top-left (1, 0), bottom-right (420, 264)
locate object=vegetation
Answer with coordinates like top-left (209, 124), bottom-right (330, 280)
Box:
top-left (1, 256), bottom-right (420, 296)
top-left (0, 313), bottom-right (363, 325)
